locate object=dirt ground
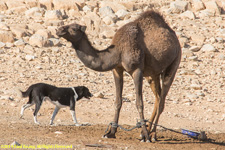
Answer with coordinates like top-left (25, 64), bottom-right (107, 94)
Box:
top-left (0, 97), bottom-right (224, 150)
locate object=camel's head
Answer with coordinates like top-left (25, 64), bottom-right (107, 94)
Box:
top-left (56, 23), bottom-right (87, 42)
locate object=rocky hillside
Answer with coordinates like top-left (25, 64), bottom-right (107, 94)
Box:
top-left (0, 0), bottom-right (224, 133)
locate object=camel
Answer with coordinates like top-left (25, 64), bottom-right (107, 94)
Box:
top-left (56, 10), bottom-right (181, 142)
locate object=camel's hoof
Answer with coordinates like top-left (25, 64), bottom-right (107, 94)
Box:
top-left (150, 132), bottom-right (157, 142)
top-left (103, 133), bottom-right (116, 138)
top-left (146, 140), bottom-right (151, 143)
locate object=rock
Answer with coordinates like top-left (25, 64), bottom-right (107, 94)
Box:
top-left (44, 10), bottom-right (63, 20)
top-left (179, 10), bottom-right (196, 19)
top-left (39, 0), bottom-right (53, 10)
top-left (29, 34), bottom-right (48, 47)
top-left (94, 92), bottom-right (104, 98)
top-left (192, 0), bottom-right (205, 12)
top-left (218, 54), bottom-right (225, 60)
top-left (52, 0), bottom-right (80, 11)
top-left (100, 26), bottom-right (116, 39)
top-left (0, 42), bottom-right (5, 48)
top-left (99, 6), bottom-right (116, 19)
top-left (115, 9), bottom-right (129, 19)
top-left (10, 27), bottom-right (28, 38)
top-left (204, 1), bottom-right (221, 15)
top-left (25, 0), bottom-right (38, 8)
top-left (5, 0), bottom-right (25, 9)
top-left (102, 16), bottom-right (115, 25)
top-left (0, 30), bottom-right (14, 43)
top-left (189, 46), bottom-right (201, 52)
top-left (83, 5), bottom-right (92, 12)
top-left (25, 55), bottom-right (35, 61)
top-left (48, 38), bottom-right (60, 46)
top-left (25, 7), bottom-right (45, 18)
top-left (0, 1), bottom-right (7, 11)
top-left (11, 141), bottom-right (21, 146)
top-left (99, 1), bottom-right (127, 12)
top-left (188, 55), bottom-right (198, 61)
top-left (9, 6), bottom-right (28, 14)
top-left (170, 1), bottom-right (189, 13)
top-left (36, 29), bottom-right (52, 39)
top-left (199, 9), bottom-right (215, 17)
top-left (201, 44), bottom-right (216, 52)
top-left (190, 84), bottom-right (202, 90)
top-left (14, 39), bottom-right (26, 46)
top-left (0, 23), bottom-right (9, 31)
top-left (191, 34), bottom-right (205, 44)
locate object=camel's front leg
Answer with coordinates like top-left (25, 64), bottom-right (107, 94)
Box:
top-left (133, 69), bottom-right (150, 142)
top-left (103, 68), bottom-right (123, 138)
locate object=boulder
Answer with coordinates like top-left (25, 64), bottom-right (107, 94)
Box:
top-left (179, 10), bottom-right (196, 19)
top-left (52, 0), bottom-right (80, 11)
top-left (35, 29), bottom-right (52, 38)
top-left (10, 27), bottom-right (28, 38)
top-left (44, 10), bottom-right (63, 20)
top-left (29, 34), bottom-right (48, 47)
top-left (192, 0), bottom-right (205, 12)
top-left (0, 30), bottom-right (14, 43)
top-left (170, 1), bottom-right (189, 13)
top-left (25, 7), bottom-right (45, 18)
top-left (204, 1), bottom-right (221, 15)
top-left (115, 9), bottom-right (129, 19)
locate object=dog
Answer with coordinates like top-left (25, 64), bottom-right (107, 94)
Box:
top-left (19, 83), bottom-right (92, 126)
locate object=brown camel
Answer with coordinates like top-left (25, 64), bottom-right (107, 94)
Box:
top-left (56, 10), bottom-right (181, 142)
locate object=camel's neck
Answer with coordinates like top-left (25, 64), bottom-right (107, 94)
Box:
top-left (72, 35), bottom-right (120, 72)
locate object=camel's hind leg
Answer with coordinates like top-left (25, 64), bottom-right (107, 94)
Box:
top-left (104, 67), bottom-right (124, 138)
top-left (145, 76), bottom-right (161, 137)
top-left (149, 58), bottom-right (180, 142)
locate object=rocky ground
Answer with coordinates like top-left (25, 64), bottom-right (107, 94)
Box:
top-left (0, 0), bottom-right (224, 149)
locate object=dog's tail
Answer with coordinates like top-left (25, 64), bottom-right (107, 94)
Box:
top-left (15, 86), bottom-right (33, 98)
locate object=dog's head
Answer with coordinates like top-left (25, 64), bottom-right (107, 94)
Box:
top-left (75, 86), bottom-right (92, 100)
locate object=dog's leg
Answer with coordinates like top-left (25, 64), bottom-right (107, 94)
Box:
top-left (50, 106), bottom-right (60, 125)
top-left (20, 103), bottom-right (34, 118)
top-left (70, 110), bottom-right (80, 126)
top-left (33, 100), bottom-right (42, 125)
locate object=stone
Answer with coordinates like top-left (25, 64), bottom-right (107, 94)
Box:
top-left (204, 1), bottom-right (221, 15)
top-left (0, 30), bottom-right (14, 43)
top-left (5, 0), bottom-right (25, 9)
top-left (9, 6), bottom-right (28, 14)
top-left (170, 1), bottom-right (189, 13)
top-left (191, 34), bottom-right (206, 44)
top-left (83, 5), bottom-right (92, 12)
top-left (24, 0), bottom-right (38, 8)
top-left (14, 39), bottom-right (26, 47)
top-left (25, 55), bottom-right (35, 61)
top-left (52, 0), bottom-right (80, 11)
top-left (10, 27), bottom-right (28, 38)
top-left (29, 34), bottom-right (48, 47)
top-left (201, 44), bottom-right (216, 52)
top-left (44, 10), bottom-right (63, 20)
top-left (199, 9), bottom-right (215, 17)
top-left (0, 1), bottom-right (7, 11)
top-left (99, 6), bottom-right (116, 19)
top-left (99, 1), bottom-right (127, 12)
top-left (11, 141), bottom-right (21, 146)
top-left (189, 46), bottom-right (201, 52)
top-left (39, 0), bottom-right (53, 10)
top-left (192, 0), bottom-right (205, 11)
top-left (102, 16), bottom-right (115, 25)
top-left (190, 84), bottom-right (202, 90)
top-left (115, 9), bottom-right (129, 19)
top-left (179, 10), bottom-right (196, 19)
top-left (36, 29), bottom-right (52, 39)
top-left (0, 42), bottom-right (5, 48)
top-left (25, 7), bottom-right (45, 18)
top-left (0, 23), bottom-right (9, 31)
top-left (94, 92), bottom-right (104, 98)
top-left (48, 38), bottom-right (60, 46)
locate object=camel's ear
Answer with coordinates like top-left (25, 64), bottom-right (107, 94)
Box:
top-left (80, 26), bottom-right (87, 32)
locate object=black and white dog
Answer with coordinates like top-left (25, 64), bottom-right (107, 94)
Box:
top-left (19, 83), bottom-right (92, 126)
